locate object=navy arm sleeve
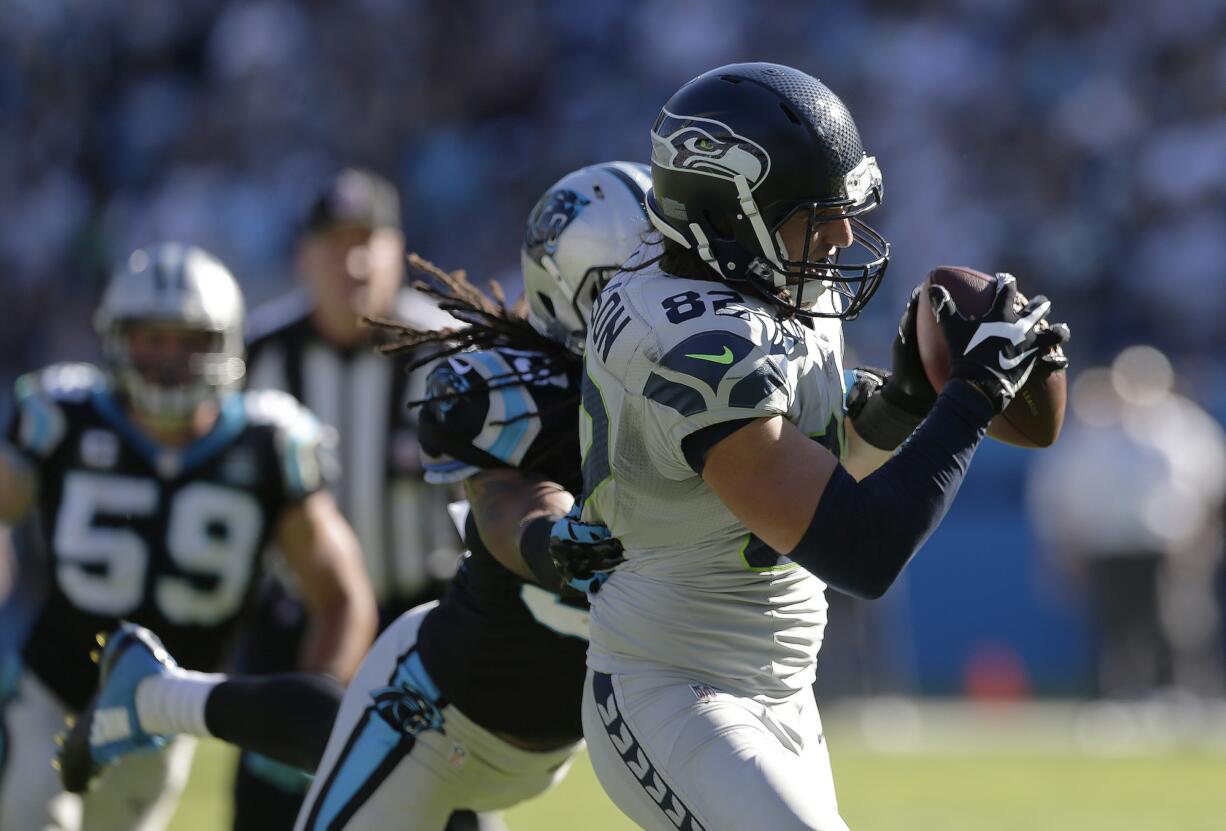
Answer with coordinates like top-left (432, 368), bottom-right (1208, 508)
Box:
top-left (787, 379), bottom-right (994, 599)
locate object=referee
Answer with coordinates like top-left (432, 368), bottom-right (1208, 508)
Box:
top-left (235, 168), bottom-right (479, 830)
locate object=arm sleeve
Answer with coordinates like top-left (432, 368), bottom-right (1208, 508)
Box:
top-left (788, 380), bottom-right (995, 599)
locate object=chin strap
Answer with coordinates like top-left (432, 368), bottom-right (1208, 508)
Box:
top-left (688, 223), bottom-right (723, 277)
top-left (734, 176), bottom-right (784, 280)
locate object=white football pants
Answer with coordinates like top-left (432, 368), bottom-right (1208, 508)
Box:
top-left (295, 602), bottom-right (579, 831)
top-left (582, 669), bottom-right (850, 831)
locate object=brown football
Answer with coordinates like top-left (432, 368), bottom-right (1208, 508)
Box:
top-left (915, 266), bottom-right (1066, 448)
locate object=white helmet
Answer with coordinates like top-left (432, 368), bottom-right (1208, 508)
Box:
top-left (95, 243), bottom-right (246, 420)
top-left (521, 161), bottom-right (652, 353)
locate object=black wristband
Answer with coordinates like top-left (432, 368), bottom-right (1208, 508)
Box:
top-left (519, 515), bottom-right (563, 593)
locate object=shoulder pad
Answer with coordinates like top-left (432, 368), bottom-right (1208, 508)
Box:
top-left (595, 271), bottom-right (777, 366)
top-left (632, 282), bottom-right (790, 419)
top-left (641, 327), bottom-right (789, 421)
top-left (21, 363), bottom-right (105, 402)
top-left (419, 349), bottom-right (544, 482)
top-left (10, 363), bottom-right (102, 457)
top-left (244, 388), bottom-right (315, 431)
top-left (243, 389), bottom-right (337, 498)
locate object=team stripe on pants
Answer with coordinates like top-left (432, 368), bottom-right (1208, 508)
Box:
top-left (298, 709), bottom-right (414, 830)
top-left (591, 672), bottom-right (705, 831)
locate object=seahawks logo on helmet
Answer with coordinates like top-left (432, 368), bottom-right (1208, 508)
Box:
top-left (524, 189), bottom-right (590, 258)
top-left (650, 109), bottom-right (771, 190)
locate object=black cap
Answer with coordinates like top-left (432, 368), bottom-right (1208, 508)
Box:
top-left (305, 168), bottom-right (401, 234)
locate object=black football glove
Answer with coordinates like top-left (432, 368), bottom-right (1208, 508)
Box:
top-left (846, 287), bottom-right (940, 451)
top-left (927, 273), bottom-right (1070, 413)
top-left (549, 508), bottom-right (624, 594)
top-left (881, 285), bottom-right (938, 419)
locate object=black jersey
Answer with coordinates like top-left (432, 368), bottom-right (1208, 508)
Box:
top-left (415, 346), bottom-right (589, 743)
top-left (245, 290), bottom-right (461, 609)
top-left (4, 363), bottom-right (332, 709)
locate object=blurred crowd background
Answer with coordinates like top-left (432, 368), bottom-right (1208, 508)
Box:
top-left (4, 0), bottom-right (1226, 700)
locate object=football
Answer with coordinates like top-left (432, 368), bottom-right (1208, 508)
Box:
top-left (915, 266), bottom-right (1067, 448)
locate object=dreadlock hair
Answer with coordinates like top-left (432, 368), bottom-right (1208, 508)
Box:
top-left (367, 254), bottom-right (582, 468)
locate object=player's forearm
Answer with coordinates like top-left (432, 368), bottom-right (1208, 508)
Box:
top-left (304, 535), bottom-right (377, 682)
top-left (277, 495), bottom-right (378, 682)
top-left (843, 366), bottom-right (932, 475)
top-left (842, 418), bottom-right (894, 481)
top-left (299, 594), bottom-right (375, 682)
top-left (789, 380), bottom-right (994, 599)
top-left (513, 482), bottom-right (574, 586)
top-left (297, 524), bottom-right (377, 680)
top-left (465, 470), bottom-right (573, 585)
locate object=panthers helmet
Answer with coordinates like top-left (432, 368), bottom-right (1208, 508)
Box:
top-left (521, 161), bottom-right (653, 353)
top-left (647, 62), bottom-right (889, 319)
top-left (95, 243), bottom-right (246, 419)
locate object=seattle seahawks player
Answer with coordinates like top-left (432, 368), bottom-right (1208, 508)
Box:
top-left (0, 244), bottom-right (376, 830)
top-left (576, 64), bottom-right (1070, 830)
top-left (59, 163), bottom-right (650, 830)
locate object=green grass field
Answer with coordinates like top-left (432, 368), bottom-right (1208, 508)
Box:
top-left (168, 702), bottom-right (1226, 830)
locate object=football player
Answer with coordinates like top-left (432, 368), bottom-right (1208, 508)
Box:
top-left (236, 167), bottom-right (465, 828)
top-left (59, 163), bottom-right (650, 830)
top-left (0, 244), bottom-right (376, 830)
top-left (575, 63), bottom-right (1070, 830)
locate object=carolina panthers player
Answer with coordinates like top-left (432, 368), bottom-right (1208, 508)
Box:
top-left (236, 167), bottom-right (466, 830)
top-left (576, 64), bottom-right (1070, 830)
top-left (60, 163), bottom-right (650, 830)
top-left (0, 244), bottom-right (376, 830)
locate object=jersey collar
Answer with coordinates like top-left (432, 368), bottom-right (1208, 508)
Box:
top-left (90, 389), bottom-right (248, 479)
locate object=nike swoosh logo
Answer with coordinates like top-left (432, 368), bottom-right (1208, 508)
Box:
top-left (685, 346), bottom-right (734, 365)
top-left (963, 299), bottom-right (1052, 355)
top-left (999, 347), bottom-right (1038, 371)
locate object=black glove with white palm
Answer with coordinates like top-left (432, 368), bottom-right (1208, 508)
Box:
top-left (927, 273), bottom-right (1070, 413)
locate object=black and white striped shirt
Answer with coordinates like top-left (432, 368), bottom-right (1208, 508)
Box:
top-left (245, 289), bottom-right (461, 608)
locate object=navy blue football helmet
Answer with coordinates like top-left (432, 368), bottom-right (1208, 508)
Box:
top-left (646, 63), bottom-right (889, 319)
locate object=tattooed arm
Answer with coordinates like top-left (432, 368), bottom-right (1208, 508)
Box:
top-left (464, 468), bottom-right (574, 585)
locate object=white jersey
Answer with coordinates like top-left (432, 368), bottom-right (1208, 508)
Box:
top-left (581, 264), bottom-right (846, 703)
